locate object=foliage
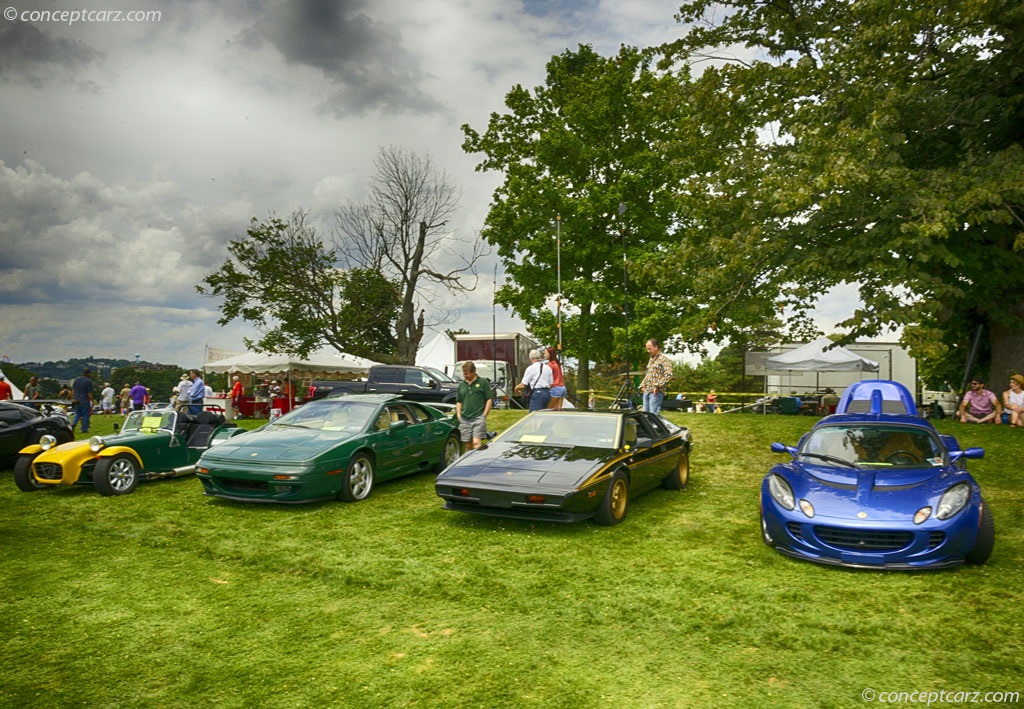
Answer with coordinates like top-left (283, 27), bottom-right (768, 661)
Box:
top-left (334, 147), bottom-right (484, 364)
top-left (197, 211), bottom-right (401, 362)
top-left (3, 413), bottom-right (1021, 706)
top-left (464, 45), bottom-right (711, 393)
top-left (655, 0), bottom-right (1024, 383)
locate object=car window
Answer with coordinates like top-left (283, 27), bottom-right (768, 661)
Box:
top-left (406, 403), bottom-right (431, 423)
top-left (799, 425), bottom-right (945, 467)
top-left (501, 413), bottom-right (620, 448)
top-left (273, 400), bottom-right (377, 431)
top-left (0, 408), bottom-right (21, 425)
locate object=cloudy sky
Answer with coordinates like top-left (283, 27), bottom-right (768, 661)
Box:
top-left (0, 0), bottom-right (859, 368)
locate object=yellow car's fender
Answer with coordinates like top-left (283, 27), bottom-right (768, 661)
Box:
top-left (95, 446), bottom-right (144, 468)
top-left (24, 440), bottom-right (95, 485)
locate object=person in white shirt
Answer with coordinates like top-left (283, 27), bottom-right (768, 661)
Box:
top-left (515, 349), bottom-right (553, 411)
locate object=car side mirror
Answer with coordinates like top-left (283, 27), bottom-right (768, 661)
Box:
top-left (950, 447), bottom-right (984, 462)
top-left (113, 423), bottom-right (120, 433)
top-left (770, 442), bottom-right (798, 457)
top-left (427, 380), bottom-right (438, 388)
top-left (390, 420), bottom-right (409, 431)
top-left (635, 435), bottom-right (653, 449)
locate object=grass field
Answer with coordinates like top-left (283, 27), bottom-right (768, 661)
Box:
top-left (2, 410), bottom-right (1021, 708)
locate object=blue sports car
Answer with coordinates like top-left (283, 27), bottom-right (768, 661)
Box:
top-left (760, 380), bottom-right (994, 569)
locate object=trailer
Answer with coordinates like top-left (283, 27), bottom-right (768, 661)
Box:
top-left (451, 332), bottom-right (540, 388)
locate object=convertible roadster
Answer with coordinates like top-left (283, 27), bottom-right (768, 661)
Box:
top-left (435, 409), bottom-right (692, 525)
top-left (14, 408), bottom-right (245, 495)
top-left (761, 380), bottom-right (994, 569)
top-left (196, 394), bottom-right (461, 503)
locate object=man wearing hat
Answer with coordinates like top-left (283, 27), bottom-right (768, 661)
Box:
top-left (958, 378), bottom-right (1001, 424)
top-left (70, 368), bottom-right (94, 433)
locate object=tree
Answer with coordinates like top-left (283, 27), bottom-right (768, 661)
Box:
top-left (463, 45), bottom-right (744, 394)
top-left (334, 146), bottom-right (485, 364)
top-left (198, 211), bottom-right (401, 361)
top-left (655, 0), bottom-right (1024, 382)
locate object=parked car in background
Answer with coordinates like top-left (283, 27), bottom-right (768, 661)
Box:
top-left (436, 409), bottom-right (692, 525)
top-left (197, 394), bottom-right (460, 504)
top-left (0, 401), bottom-right (73, 469)
top-left (761, 380), bottom-right (994, 569)
top-left (306, 365), bottom-right (458, 404)
top-left (14, 408), bottom-right (245, 495)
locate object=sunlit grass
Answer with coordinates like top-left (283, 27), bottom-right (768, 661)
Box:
top-left (1, 410), bottom-right (1021, 707)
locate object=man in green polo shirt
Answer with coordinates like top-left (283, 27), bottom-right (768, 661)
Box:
top-left (456, 362), bottom-right (492, 453)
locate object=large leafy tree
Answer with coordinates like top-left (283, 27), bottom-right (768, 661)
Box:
top-left (463, 45), bottom-right (760, 392)
top-left (655, 0), bottom-right (1024, 382)
top-left (334, 146), bottom-right (484, 364)
top-left (198, 211), bottom-right (400, 361)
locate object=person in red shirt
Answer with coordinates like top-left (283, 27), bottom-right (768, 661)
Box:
top-left (0, 374), bottom-right (13, 401)
top-left (229, 376), bottom-right (244, 417)
top-left (546, 346), bottom-right (567, 410)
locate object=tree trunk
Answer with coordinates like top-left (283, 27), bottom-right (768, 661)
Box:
top-left (394, 221), bottom-right (429, 364)
top-left (989, 305), bottom-right (1024, 386)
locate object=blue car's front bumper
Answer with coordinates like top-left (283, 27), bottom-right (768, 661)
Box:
top-left (760, 491), bottom-right (983, 570)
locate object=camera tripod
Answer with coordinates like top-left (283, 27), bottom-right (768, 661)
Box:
top-left (611, 372), bottom-right (644, 410)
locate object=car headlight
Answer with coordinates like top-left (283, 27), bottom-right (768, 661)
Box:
top-left (40, 434), bottom-right (57, 450)
top-left (768, 474), bottom-right (796, 510)
top-left (936, 483), bottom-right (971, 520)
top-left (89, 436), bottom-right (106, 453)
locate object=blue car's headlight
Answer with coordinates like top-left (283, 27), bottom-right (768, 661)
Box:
top-left (936, 483), bottom-right (971, 520)
top-left (89, 436), bottom-right (106, 453)
top-left (768, 474), bottom-right (796, 510)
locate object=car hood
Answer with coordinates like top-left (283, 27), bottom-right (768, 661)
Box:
top-left (438, 441), bottom-right (613, 488)
top-left (201, 426), bottom-right (357, 462)
top-left (775, 462), bottom-right (974, 521)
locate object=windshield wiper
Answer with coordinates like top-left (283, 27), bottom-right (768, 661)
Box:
top-left (799, 452), bottom-right (859, 469)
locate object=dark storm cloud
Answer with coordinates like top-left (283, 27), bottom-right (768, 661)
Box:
top-left (0, 20), bottom-right (101, 86)
top-left (239, 0), bottom-right (443, 116)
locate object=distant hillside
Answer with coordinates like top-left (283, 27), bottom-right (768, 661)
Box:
top-left (14, 357), bottom-right (181, 382)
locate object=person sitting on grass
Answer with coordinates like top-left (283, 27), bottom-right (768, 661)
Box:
top-left (959, 378), bottom-right (1001, 424)
top-left (1002, 374), bottom-right (1024, 427)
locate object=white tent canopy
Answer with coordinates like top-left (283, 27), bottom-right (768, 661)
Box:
top-left (765, 337), bottom-right (880, 373)
top-left (415, 332), bottom-right (455, 373)
top-left (204, 349), bottom-right (378, 378)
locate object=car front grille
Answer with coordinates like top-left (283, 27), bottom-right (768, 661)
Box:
top-left (786, 522), bottom-right (805, 542)
top-left (927, 531), bottom-right (946, 549)
top-left (219, 478), bottom-right (268, 493)
top-left (814, 526), bottom-right (914, 552)
top-left (34, 462), bottom-right (63, 480)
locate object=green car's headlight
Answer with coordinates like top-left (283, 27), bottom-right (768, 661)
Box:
top-left (936, 483), bottom-right (971, 520)
top-left (89, 436), bottom-right (106, 453)
top-left (768, 474), bottom-right (796, 510)
top-left (40, 434), bottom-right (57, 450)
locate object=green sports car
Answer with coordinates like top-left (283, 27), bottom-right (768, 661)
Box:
top-left (196, 394), bottom-right (461, 503)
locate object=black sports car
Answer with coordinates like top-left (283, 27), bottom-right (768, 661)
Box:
top-left (435, 409), bottom-right (692, 525)
top-left (0, 402), bottom-right (74, 468)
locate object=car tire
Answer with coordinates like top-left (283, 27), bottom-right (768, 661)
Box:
top-left (662, 450), bottom-right (690, 489)
top-left (338, 453), bottom-right (375, 502)
top-left (438, 434), bottom-right (461, 472)
top-left (595, 471), bottom-right (628, 526)
top-left (13, 454), bottom-right (44, 492)
top-left (92, 453), bottom-right (141, 496)
top-left (966, 503), bottom-right (995, 565)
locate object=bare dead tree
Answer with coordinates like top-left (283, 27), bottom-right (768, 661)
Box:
top-left (334, 146), bottom-right (486, 363)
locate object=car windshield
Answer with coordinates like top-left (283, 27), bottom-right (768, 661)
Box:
top-left (269, 400), bottom-right (379, 431)
top-left (798, 424), bottom-right (946, 468)
top-left (423, 366), bottom-right (456, 384)
top-left (122, 409), bottom-right (176, 433)
top-left (500, 413), bottom-right (620, 449)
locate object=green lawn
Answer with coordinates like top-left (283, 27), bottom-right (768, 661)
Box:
top-left (2, 411), bottom-right (1021, 708)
